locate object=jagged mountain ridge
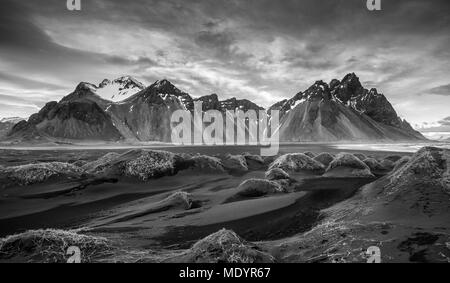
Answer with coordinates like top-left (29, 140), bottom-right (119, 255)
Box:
top-left (8, 83), bottom-right (122, 142)
top-left (97, 76), bottom-right (145, 102)
top-left (269, 74), bottom-right (425, 142)
top-left (5, 74), bottom-right (425, 143)
top-left (6, 78), bottom-right (263, 142)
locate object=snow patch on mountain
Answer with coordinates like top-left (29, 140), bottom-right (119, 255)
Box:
top-left (96, 76), bottom-right (145, 102)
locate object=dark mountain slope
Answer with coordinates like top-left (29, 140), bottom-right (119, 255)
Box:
top-left (271, 75), bottom-right (425, 142)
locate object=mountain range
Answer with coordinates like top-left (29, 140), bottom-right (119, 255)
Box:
top-left (0, 117), bottom-right (25, 140)
top-left (3, 73), bottom-right (425, 143)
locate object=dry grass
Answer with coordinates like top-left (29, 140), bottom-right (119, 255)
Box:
top-left (0, 229), bottom-right (111, 263)
top-left (168, 229), bottom-right (274, 263)
top-left (327, 153), bottom-right (369, 171)
top-left (269, 153), bottom-right (325, 172)
top-left (0, 162), bottom-right (82, 186)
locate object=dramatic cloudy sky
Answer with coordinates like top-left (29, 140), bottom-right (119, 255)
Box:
top-left (0, 0), bottom-right (449, 129)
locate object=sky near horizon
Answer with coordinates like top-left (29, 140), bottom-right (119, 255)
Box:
top-left (0, 0), bottom-right (449, 130)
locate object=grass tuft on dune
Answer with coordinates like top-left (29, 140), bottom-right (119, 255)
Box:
top-left (389, 147), bottom-right (449, 192)
top-left (363, 158), bottom-right (385, 172)
top-left (81, 152), bottom-right (121, 174)
top-left (325, 153), bottom-right (374, 178)
top-left (269, 153), bottom-right (325, 173)
top-left (393, 156), bottom-right (411, 172)
top-left (0, 229), bottom-right (110, 263)
top-left (166, 229), bottom-right (274, 263)
top-left (265, 168), bottom-right (290, 181)
top-left (313, 152), bottom-right (335, 167)
top-left (189, 155), bottom-right (226, 173)
top-left (0, 162), bottom-right (82, 187)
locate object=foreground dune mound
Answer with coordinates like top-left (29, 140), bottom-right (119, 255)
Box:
top-left (385, 155), bottom-right (403, 163)
top-left (354, 153), bottom-right (367, 161)
top-left (393, 156), bottom-right (411, 171)
top-left (187, 155), bottom-right (226, 173)
top-left (81, 152), bottom-right (121, 174)
top-left (167, 229), bottom-right (274, 263)
top-left (0, 162), bottom-right (83, 188)
top-left (155, 191), bottom-right (193, 211)
top-left (0, 229), bottom-right (110, 263)
top-left (221, 155), bottom-right (249, 173)
top-left (363, 158), bottom-right (384, 171)
top-left (313, 153), bottom-right (335, 167)
top-left (273, 147), bottom-right (450, 263)
top-left (95, 191), bottom-right (195, 226)
top-left (91, 149), bottom-right (185, 181)
top-left (271, 220), bottom-right (450, 263)
top-left (342, 147), bottom-right (450, 218)
top-left (265, 168), bottom-right (290, 181)
top-left (121, 150), bottom-right (185, 181)
top-left (379, 159), bottom-right (395, 171)
top-left (243, 153), bottom-right (265, 170)
top-left (269, 153), bottom-right (325, 173)
top-left (324, 153), bottom-right (374, 178)
top-left (389, 147), bottom-right (449, 195)
top-left (233, 179), bottom-right (284, 199)
top-left (303, 152), bottom-right (316, 158)
top-left (362, 158), bottom-right (390, 176)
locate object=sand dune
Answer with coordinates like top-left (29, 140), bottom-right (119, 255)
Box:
top-left (0, 146), bottom-right (448, 263)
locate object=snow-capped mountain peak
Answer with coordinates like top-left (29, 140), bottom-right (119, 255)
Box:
top-left (95, 76), bottom-right (145, 102)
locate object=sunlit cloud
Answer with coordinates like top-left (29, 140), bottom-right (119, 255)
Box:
top-left (0, 0), bottom-right (448, 125)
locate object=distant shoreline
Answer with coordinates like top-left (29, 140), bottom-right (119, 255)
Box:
top-left (0, 141), bottom-right (447, 154)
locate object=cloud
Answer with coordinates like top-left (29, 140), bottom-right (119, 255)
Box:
top-left (439, 116), bottom-right (450, 126)
top-left (0, 0), bottom-right (449, 124)
top-left (0, 72), bottom-right (65, 91)
top-left (426, 84), bottom-right (450, 96)
top-left (0, 93), bottom-right (42, 119)
top-left (416, 116), bottom-right (450, 133)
